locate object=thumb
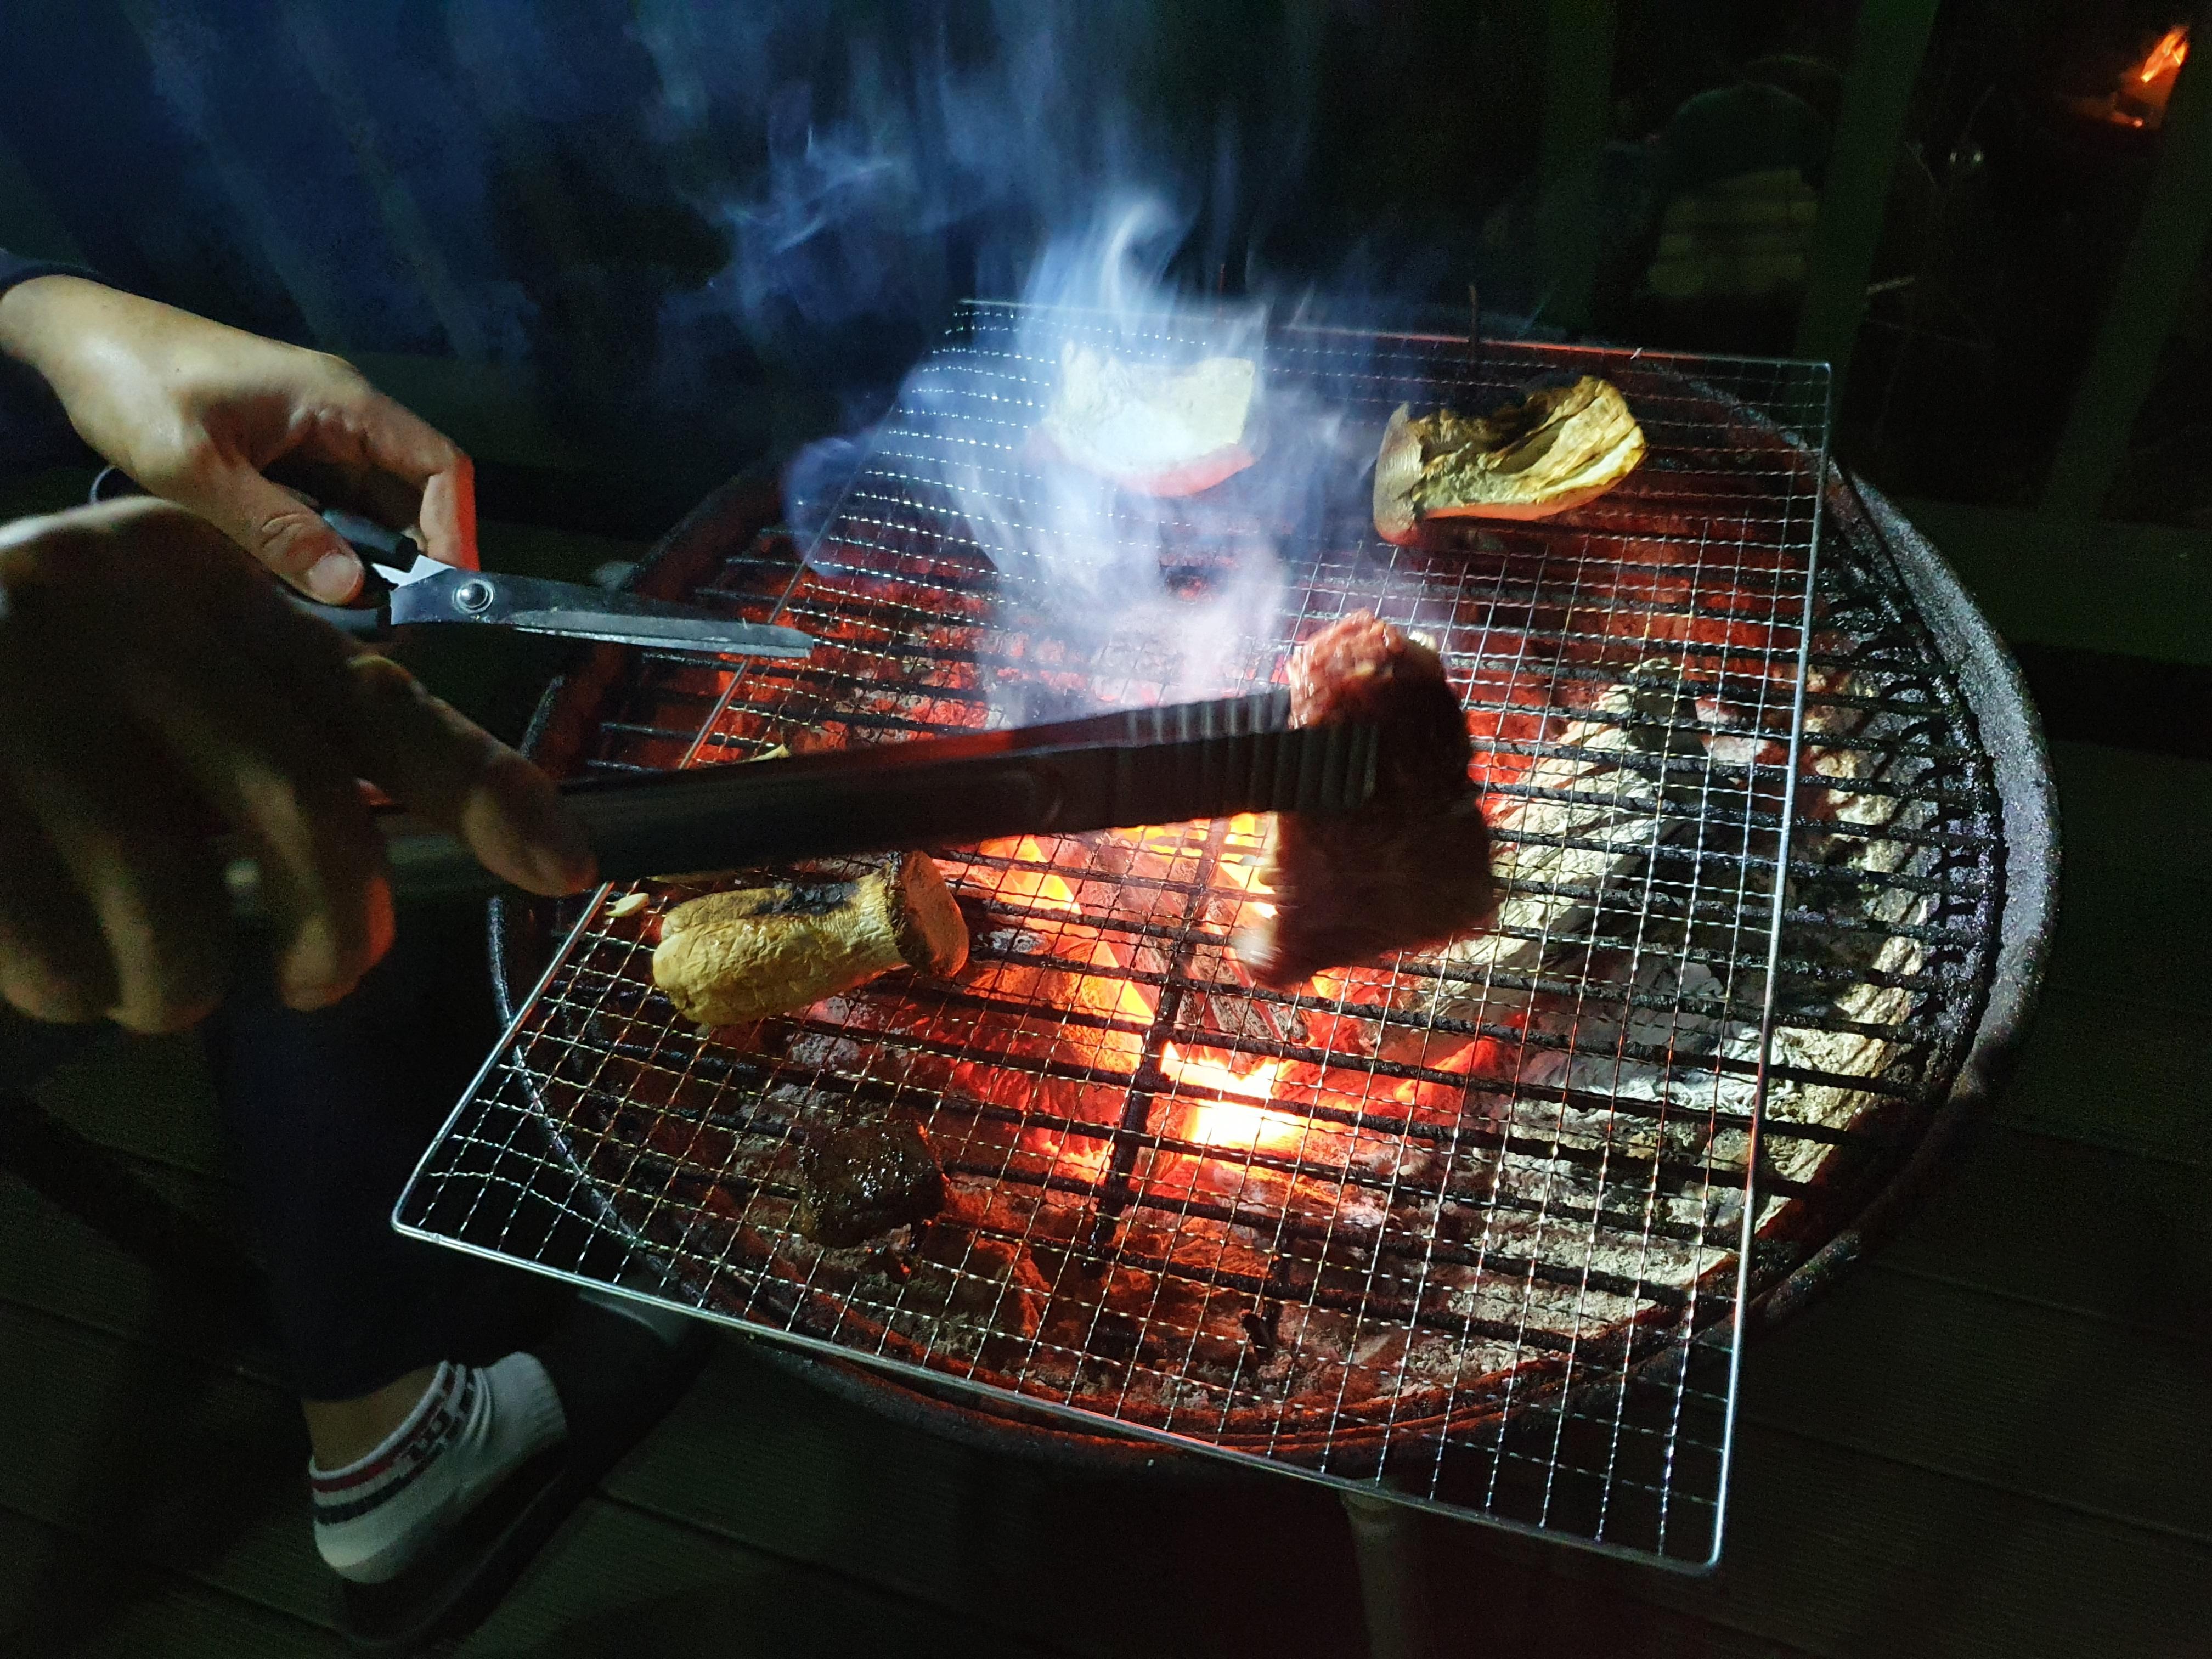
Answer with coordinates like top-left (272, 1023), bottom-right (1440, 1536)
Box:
top-left (186, 466), bottom-right (364, 603)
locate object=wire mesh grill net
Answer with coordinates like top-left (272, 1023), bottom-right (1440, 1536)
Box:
top-left (396, 304), bottom-right (1885, 1565)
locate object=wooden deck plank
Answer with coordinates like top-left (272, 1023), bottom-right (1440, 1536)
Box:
top-left (1875, 1123), bottom-right (2209, 1322)
top-left (606, 1334), bottom-right (1827, 1659)
top-left (1905, 506), bottom-right (2212, 669)
top-left (33, 1030), bottom-right (228, 1182)
top-left (600, 1339), bottom-right (1373, 1659)
top-left (0, 1177), bottom-right (1098, 1658)
top-left (1991, 988), bottom-right (2212, 1163)
top-left (0, 1170), bottom-right (281, 1383)
top-left (2049, 741), bottom-right (2212, 869)
top-left (0, 1505), bottom-right (343, 1659)
top-left (1979, 743), bottom-right (2212, 1159)
top-left (2042, 857), bottom-right (2212, 1020)
top-left (1547, 1424), bottom-right (2212, 1659)
top-left (0, 1299), bottom-right (336, 1633)
top-left (1741, 1269), bottom-right (2211, 1542)
top-left (453, 1493), bottom-right (1071, 1659)
top-left (2038, 743), bottom-right (2212, 1027)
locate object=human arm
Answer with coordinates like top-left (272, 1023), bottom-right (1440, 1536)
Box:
top-left (0, 272), bottom-right (473, 602)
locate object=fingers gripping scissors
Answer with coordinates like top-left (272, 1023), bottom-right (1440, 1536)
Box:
top-left (87, 469), bottom-right (815, 661)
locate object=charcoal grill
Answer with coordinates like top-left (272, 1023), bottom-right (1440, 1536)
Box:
top-left (396, 304), bottom-right (2054, 1570)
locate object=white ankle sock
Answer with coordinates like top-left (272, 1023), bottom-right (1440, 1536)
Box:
top-left (309, 1356), bottom-right (567, 1585)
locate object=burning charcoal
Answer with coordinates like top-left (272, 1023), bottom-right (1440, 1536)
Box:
top-left (1372, 377), bottom-right (1646, 542)
top-left (796, 1118), bottom-right (947, 1248)
top-left (1234, 612), bottom-right (1497, 989)
top-left (1403, 662), bottom-right (1690, 1032)
top-left (903, 1231), bottom-right (1050, 1345)
top-left (652, 851), bottom-right (969, 1026)
top-left (867, 1244), bottom-right (916, 1283)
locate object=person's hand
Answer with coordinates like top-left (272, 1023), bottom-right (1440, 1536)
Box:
top-left (0, 499), bottom-right (595, 1032)
top-left (0, 274), bottom-right (473, 603)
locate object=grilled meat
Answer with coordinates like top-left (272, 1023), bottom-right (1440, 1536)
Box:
top-left (1234, 612), bottom-right (1496, 989)
top-left (652, 851), bottom-right (969, 1025)
top-left (797, 1118), bottom-right (947, 1247)
top-left (1031, 343), bottom-right (1257, 496)
top-left (1372, 376), bottom-right (1645, 542)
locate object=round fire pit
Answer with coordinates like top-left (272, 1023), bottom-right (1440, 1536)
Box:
top-left (408, 314), bottom-right (2054, 1561)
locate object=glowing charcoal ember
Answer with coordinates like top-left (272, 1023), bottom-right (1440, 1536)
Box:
top-left (1014, 1124), bottom-right (1115, 1184)
top-left (1161, 1042), bottom-right (1282, 1102)
top-left (954, 835), bottom-right (1160, 1076)
top-left (1160, 1042), bottom-right (1301, 1154)
top-left (1389, 1033), bottom-right (1522, 1118)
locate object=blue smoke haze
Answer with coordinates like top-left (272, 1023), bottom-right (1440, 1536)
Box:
top-left (0, 2), bottom-right (1540, 477)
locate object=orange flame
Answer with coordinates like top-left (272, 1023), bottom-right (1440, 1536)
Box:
top-left (970, 821), bottom-right (1316, 1166)
top-left (1184, 1099), bottom-right (1308, 1153)
top-left (2140, 24), bottom-right (2189, 82)
top-left (983, 837), bottom-right (1085, 915)
top-left (972, 836), bottom-right (1156, 1069)
top-left (1162, 1042), bottom-right (1306, 1152)
top-left (1163, 1042), bottom-right (1282, 1101)
top-left (1025, 1127), bottom-right (1113, 1181)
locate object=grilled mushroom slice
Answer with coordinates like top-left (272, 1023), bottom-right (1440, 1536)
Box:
top-left (652, 851), bottom-right (969, 1025)
top-left (1031, 342), bottom-right (1257, 496)
top-left (1372, 376), bottom-right (1645, 543)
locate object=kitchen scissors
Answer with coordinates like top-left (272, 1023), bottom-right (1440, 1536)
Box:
top-left (87, 466), bottom-right (815, 660)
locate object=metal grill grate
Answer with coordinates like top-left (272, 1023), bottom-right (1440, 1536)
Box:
top-left (398, 305), bottom-right (1995, 1566)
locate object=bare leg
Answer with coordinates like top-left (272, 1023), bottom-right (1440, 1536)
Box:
top-left (302, 1365), bottom-right (441, 1469)
top-left (1342, 1492), bottom-right (1441, 1659)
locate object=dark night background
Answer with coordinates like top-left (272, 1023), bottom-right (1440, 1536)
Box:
top-left (2, 1), bottom-right (2205, 532)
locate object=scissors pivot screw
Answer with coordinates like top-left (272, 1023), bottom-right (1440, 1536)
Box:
top-left (453, 579), bottom-right (495, 614)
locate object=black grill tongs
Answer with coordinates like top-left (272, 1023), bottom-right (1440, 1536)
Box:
top-left (226, 690), bottom-right (1379, 919)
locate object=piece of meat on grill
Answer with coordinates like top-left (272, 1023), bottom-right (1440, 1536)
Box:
top-left (652, 851), bottom-right (969, 1026)
top-left (1233, 612), bottom-right (1496, 989)
top-left (797, 1118), bottom-right (947, 1247)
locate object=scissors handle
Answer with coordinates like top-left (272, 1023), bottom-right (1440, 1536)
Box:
top-left (291, 588), bottom-right (394, 640)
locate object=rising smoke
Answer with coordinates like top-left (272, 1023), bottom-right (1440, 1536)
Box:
top-left (632, 2), bottom-right (1353, 719)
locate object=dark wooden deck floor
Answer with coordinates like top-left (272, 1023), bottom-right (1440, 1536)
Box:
top-left (1, 597), bottom-right (2205, 1656)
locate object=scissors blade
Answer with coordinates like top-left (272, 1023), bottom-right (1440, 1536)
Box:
top-left (369, 550), bottom-right (448, 588)
top-left (493, 608), bottom-right (816, 655)
top-left (387, 567), bottom-right (814, 658)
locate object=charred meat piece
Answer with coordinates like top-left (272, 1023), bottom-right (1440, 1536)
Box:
top-left (1372, 376), bottom-right (1645, 543)
top-left (652, 851), bottom-right (969, 1025)
top-left (797, 1118), bottom-right (947, 1247)
top-left (1234, 612), bottom-right (1496, 989)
